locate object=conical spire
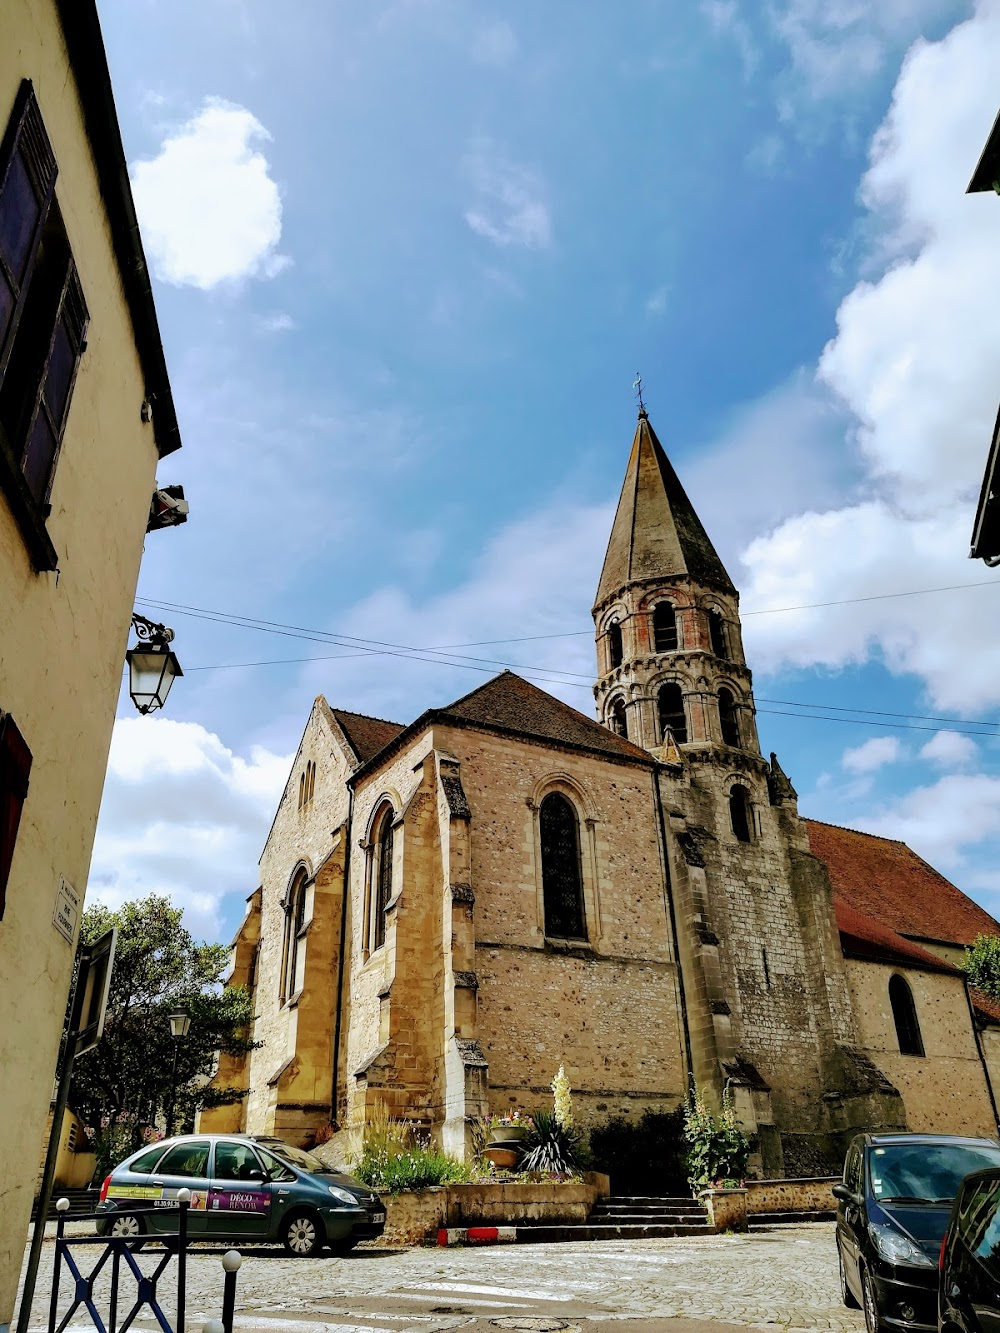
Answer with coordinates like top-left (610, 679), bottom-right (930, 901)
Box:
top-left (595, 411), bottom-right (735, 606)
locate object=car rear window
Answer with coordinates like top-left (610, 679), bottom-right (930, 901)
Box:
top-left (954, 1177), bottom-right (1000, 1277)
top-left (129, 1145), bottom-right (167, 1175)
top-left (868, 1143), bottom-right (1000, 1203)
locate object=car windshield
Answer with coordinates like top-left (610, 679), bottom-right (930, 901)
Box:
top-left (261, 1141), bottom-right (327, 1174)
top-left (869, 1143), bottom-right (1000, 1203)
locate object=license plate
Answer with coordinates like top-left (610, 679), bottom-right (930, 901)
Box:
top-left (371, 1210), bottom-right (386, 1223)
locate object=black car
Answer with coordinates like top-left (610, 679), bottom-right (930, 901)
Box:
top-left (835, 1133), bottom-right (1000, 1333)
top-left (939, 1167), bottom-right (1000, 1333)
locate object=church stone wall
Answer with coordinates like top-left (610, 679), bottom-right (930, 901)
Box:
top-left (844, 960), bottom-right (996, 1137)
top-left (243, 702), bottom-right (352, 1138)
top-left (436, 724), bottom-right (687, 1130)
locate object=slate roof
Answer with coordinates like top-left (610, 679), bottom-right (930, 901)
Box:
top-left (806, 818), bottom-right (1000, 948)
top-left (595, 410), bottom-right (736, 606)
top-left (835, 900), bottom-right (958, 975)
top-left (329, 707), bottom-right (404, 765)
top-left (436, 671), bottom-right (652, 762)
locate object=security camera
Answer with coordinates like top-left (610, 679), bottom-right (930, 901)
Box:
top-left (147, 484), bottom-right (190, 533)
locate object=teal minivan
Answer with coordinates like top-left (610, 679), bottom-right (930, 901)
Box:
top-left (95, 1133), bottom-right (385, 1257)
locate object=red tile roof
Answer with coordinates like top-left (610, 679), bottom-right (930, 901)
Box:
top-left (329, 708), bottom-right (405, 765)
top-left (835, 900), bottom-right (958, 974)
top-left (805, 818), bottom-right (1000, 948)
top-left (971, 987), bottom-right (1000, 1026)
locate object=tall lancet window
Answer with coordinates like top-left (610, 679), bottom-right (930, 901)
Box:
top-left (281, 868), bottom-right (308, 1004)
top-left (610, 699), bottom-right (628, 738)
top-left (608, 620), bottom-right (623, 669)
top-left (372, 806), bottom-right (395, 952)
top-left (718, 687), bottom-right (741, 747)
top-left (653, 602), bottom-right (678, 653)
top-left (708, 609), bottom-right (728, 659)
top-left (889, 975), bottom-right (924, 1056)
top-left (658, 683), bottom-right (687, 745)
top-left (540, 793), bottom-right (586, 940)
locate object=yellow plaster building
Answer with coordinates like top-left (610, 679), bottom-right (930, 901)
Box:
top-left (0, 4), bottom-right (181, 1324)
top-left (209, 406), bottom-right (1000, 1179)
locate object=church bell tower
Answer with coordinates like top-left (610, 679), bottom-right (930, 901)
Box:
top-left (593, 408), bottom-right (761, 762)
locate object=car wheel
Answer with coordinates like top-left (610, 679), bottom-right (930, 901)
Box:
top-left (108, 1214), bottom-right (146, 1251)
top-left (862, 1267), bottom-right (883, 1333)
top-left (838, 1242), bottom-right (860, 1309)
top-left (282, 1210), bottom-right (324, 1258)
top-left (327, 1237), bottom-right (358, 1255)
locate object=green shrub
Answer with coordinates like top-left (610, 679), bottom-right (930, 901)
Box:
top-left (588, 1106), bottom-right (687, 1196)
top-left (354, 1147), bottom-right (472, 1193)
top-left (683, 1089), bottom-right (749, 1187)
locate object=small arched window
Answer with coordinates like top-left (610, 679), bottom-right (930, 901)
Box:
top-left (729, 785), bottom-right (752, 843)
top-left (298, 773), bottom-right (305, 811)
top-left (889, 975), bottom-right (924, 1056)
top-left (281, 869), bottom-right (308, 1003)
top-left (607, 620), bottom-right (623, 670)
top-left (372, 806), bottom-right (395, 952)
top-left (540, 793), bottom-right (586, 940)
top-left (610, 699), bottom-right (628, 739)
top-left (657, 683), bottom-right (687, 745)
top-left (653, 603), bottom-right (678, 653)
top-left (708, 609), bottom-right (728, 659)
top-left (718, 688), bottom-right (740, 747)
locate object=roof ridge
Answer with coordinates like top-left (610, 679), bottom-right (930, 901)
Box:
top-left (329, 704), bottom-right (406, 730)
top-left (802, 817), bottom-right (906, 846)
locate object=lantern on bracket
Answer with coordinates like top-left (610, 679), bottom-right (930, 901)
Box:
top-left (126, 613), bottom-right (183, 714)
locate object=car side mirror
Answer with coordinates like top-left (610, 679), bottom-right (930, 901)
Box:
top-left (832, 1183), bottom-right (854, 1203)
top-left (247, 1167), bottom-right (266, 1181)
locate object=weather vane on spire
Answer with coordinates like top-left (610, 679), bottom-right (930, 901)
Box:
top-left (633, 372), bottom-right (646, 414)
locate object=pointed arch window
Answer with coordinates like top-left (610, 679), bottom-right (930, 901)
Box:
top-left (607, 620), bottom-right (623, 670)
top-left (371, 805), bottom-right (395, 952)
top-left (610, 699), bottom-right (628, 739)
top-left (718, 688), bottom-right (740, 747)
top-left (280, 868), bottom-right (308, 1004)
top-left (889, 975), bottom-right (924, 1056)
top-left (540, 793), bottom-right (586, 940)
top-left (653, 602), bottom-right (678, 653)
top-left (708, 609), bottom-right (728, 659)
top-left (729, 784), bottom-right (752, 843)
top-left (657, 683), bottom-right (687, 745)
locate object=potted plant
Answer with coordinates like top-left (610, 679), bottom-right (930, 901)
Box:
top-left (488, 1110), bottom-right (533, 1145)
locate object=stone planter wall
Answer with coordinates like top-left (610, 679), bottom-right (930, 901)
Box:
top-left (698, 1187), bottom-right (747, 1232)
top-left (745, 1177), bottom-right (838, 1215)
top-left (377, 1175), bottom-right (610, 1246)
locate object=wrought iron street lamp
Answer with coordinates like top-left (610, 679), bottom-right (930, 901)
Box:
top-left (126, 613), bottom-right (182, 714)
top-left (165, 1006), bottom-right (191, 1138)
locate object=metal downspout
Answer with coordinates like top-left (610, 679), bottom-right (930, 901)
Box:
top-left (652, 765), bottom-right (694, 1091)
top-left (330, 789), bottom-right (353, 1127)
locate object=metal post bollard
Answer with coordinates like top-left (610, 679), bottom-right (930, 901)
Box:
top-left (220, 1251), bottom-right (242, 1333)
top-left (46, 1200), bottom-right (71, 1333)
top-left (175, 1188), bottom-right (191, 1333)
top-left (204, 1322), bottom-right (225, 1333)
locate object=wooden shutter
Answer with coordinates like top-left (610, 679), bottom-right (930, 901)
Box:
top-left (0, 81), bottom-right (57, 379)
top-left (0, 711), bottom-right (32, 918)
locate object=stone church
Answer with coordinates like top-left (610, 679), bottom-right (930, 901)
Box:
top-left (203, 410), bottom-right (1000, 1176)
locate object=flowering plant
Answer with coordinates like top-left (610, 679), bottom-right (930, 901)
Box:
top-left (490, 1109), bottom-right (533, 1129)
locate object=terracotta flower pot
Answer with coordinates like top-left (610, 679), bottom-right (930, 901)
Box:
top-left (482, 1145), bottom-right (521, 1169)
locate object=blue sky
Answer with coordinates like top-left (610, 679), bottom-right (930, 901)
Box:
top-left (87, 0), bottom-right (1000, 943)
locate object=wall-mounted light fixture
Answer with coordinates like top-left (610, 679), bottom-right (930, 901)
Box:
top-left (126, 613), bottom-right (183, 714)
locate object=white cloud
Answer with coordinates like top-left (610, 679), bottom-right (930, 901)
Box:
top-left (89, 718), bottom-right (292, 938)
top-left (473, 20), bottom-right (518, 67)
top-left (131, 99), bottom-right (285, 289)
top-left (862, 771), bottom-right (1000, 869)
top-left (738, 4), bottom-right (1000, 711)
top-left (920, 729), bottom-right (980, 767)
top-left (645, 286), bottom-right (670, 316)
top-left (701, 0), bottom-right (760, 78)
top-left (463, 139), bottom-right (552, 249)
top-left (842, 735), bottom-right (904, 772)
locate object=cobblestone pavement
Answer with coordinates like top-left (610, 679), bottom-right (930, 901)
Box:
top-left (17, 1223), bottom-right (864, 1333)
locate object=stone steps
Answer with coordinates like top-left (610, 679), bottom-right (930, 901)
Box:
top-left (31, 1188), bottom-right (96, 1222)
top-left (514, 1220), bottom-right (712, 1243)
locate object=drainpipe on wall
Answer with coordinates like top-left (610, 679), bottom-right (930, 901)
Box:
top-left (964, 977), bottom-right (1000, 1131)
top-left (651, 765), bottom-right (694, 1092)
top-left (330, 790), bottom-right (353, 1128)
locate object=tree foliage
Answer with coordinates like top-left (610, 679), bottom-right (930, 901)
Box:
top-left (963, 934), bottom-right (1000, 1001)
top-left (70, 896), bottom-right (256, 1176)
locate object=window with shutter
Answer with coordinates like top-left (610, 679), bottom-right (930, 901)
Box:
top-left (652, 602), bottom-right (678, 652)
top-left (0, 710), bottom-right (32, 919)
top-left (0, 82), bottom-right (88, 570)
top-left (657, 683), bottom-right (687, 745)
